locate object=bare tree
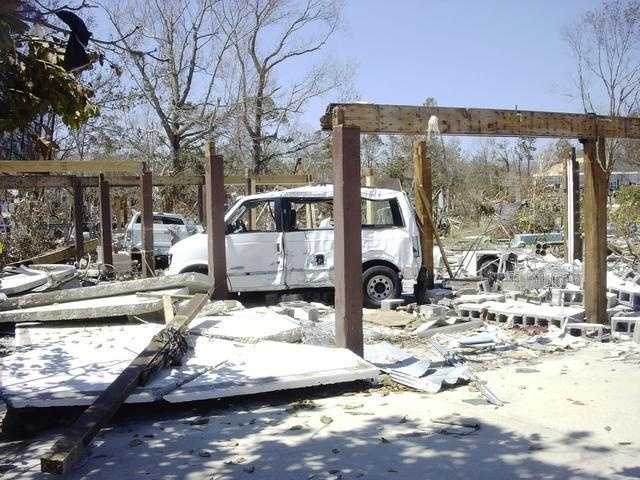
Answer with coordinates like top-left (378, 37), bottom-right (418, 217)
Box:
top-left (102, 0), bottom-right (239, 171)
top-left (565, 0), bottom-right (640, 170)
top-left (221, 0), bottom-right (351, 173)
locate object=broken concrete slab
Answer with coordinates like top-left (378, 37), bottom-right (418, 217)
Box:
top-left (451, 293), bottom-right (505, 305)
top-left (415, 319), bottom-right (484, 338)
top-left (191, 307), bottom-right (303, 343)
top-left (363, 309), bottom-right (414, 327)
top-left (0, 288), bottom-right (186, 323)
top-left (0, 266), bottom-right (49, 295)
top-left (0, 272), bottom-right (210, 311)
top-left (0, 324), bottom-right (377, 409)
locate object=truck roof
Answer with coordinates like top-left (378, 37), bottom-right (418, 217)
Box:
top-left (245, 184), bottom-right (404, 201)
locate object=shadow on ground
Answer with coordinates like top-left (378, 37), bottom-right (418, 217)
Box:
top-left (0, 383), bottom-right (624, 480)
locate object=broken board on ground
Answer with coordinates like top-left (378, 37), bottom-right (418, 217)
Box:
top-left (0, 288), bottom-right (186, 323)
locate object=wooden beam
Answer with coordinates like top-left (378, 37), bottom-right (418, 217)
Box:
top-left (71, 178), bottom-right (85, 261)
top-left (98, 174), bottom-right (113, 267)
top-left (204, 141), bottom-right (228, 299)
top-left (0, 160), bottom-right (143, 174)
top-left (251, 174), bottom-right (309, 185)
top-left (321, 103), bottom-right (640, 139)
top-left (0, 175), bottom-right (73, 189)
top-left (332, 124), bottom-right (363, 357)
top-left (139, 163), bottom-right (155, 277)
top-left (0, 174), bottom-right (303, 190)
top-left (581, 138), bottom-right (608, 324)
top-left (413, 141), bottom-right (434, 291)
top-left (9, 239), bottom-right (99, 266)
top-left (197, 184), bottom-right (205, 224)
top-left (40, 294), bottom-right (209, 475)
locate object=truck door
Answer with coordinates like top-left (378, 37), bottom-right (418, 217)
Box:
top-left (225, 198), bottom-right (285, 291)
top-left (282, 198), bottom-right (335, 289)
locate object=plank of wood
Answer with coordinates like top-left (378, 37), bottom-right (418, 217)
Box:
top-left (0, 160), bottom-right (143, 174)
top-left (40, 293), bottom-right (209, 475)
top-left (8, 239), bottom-right (99, 266)
top-left (582, 138), bottom-right (608, 323)
top-left (320, 103), bottom-right (640, 139)
top-left (413, 141), bottom-right (434, 289)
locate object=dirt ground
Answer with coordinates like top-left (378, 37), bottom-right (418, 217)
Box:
top-left (1, 341), bottom-right (639, 480)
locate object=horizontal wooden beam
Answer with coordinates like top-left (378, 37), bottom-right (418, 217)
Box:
top-left (9, 238), bottom-right (99, 266)
top-left (0, 160), bottom-right (143, 174)
top-left (252, 174), bottom-right (309, 185)
top-left (320, 103), bottom-right (640, 138)
top-left (0, 174), bottom-right (311, 189)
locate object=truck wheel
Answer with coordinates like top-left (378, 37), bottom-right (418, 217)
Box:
top-left (363, 265), bottom-right (400, 308)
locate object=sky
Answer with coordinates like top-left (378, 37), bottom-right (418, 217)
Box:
top-left (293, 0), bottom-right (605, 133)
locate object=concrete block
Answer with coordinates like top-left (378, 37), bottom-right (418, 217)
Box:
top-left (610, 314), bottom-right (640, 335)
top-left (381, 299), bottom-right (405, 311)
top-left (418, 304), bottom-right (446, 319)
top-left (564, 322), bottom-right (608, 340)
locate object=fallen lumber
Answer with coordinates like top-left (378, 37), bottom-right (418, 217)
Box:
top-left (8, 239), bottom-right (99, 266)
top-left (0, 272), bottom-right (209, 311)
top-left (40, 293), bottom-right (209, 475)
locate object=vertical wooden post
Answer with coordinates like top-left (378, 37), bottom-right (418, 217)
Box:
top-left (565, 147), bottom-right (582, 262)
top-left (413, 140), bottom-right (434, 290)
top-left (140, 162), bottom-right (155, 276)
top-left (581, 138), bottom-right (608, 324)
top-left (244, 168), bottom-right (255, 229)
top-left (71, 178), bottom-right (85, 261)
top-left (332, 124), bottom-right (363, 357)
top-left (205, 141), bottom-right (228, 299)
top-left (363, 167), bottom-right (375, 223)
top-left (98, 174), bottom-right (113, 267)
top-left (197, 184), bottom-right (205, 224)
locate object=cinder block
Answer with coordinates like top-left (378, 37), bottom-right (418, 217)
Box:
top-left (418, 304), bottom-right (446, 319)
top-left (564, 322), bottom-right (608, 340)
top-left (611, 316), bottom-right (639, 334)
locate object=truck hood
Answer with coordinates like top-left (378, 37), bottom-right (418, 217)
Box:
top-left (169, 232), bottom-right (207, 255)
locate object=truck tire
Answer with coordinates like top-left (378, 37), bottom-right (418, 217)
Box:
top-left (362, 265), bottom-right (400, 308)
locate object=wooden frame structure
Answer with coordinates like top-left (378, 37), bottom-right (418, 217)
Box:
top-left (322, 102), bottom-right (640, 354)
top-left (1, 159), bottom-right (310, 281)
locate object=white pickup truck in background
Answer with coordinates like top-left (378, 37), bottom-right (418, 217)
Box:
top-left (123, 212), bottom-right (202, 268)
top-left (167, 185), bottom-right (422, 307)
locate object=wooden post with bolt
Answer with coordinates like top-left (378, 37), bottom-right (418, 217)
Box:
top-left (140, 162), bottom-right (155, 277)
top-left (332, 116), bottom-right (364, 357)
top-left (205, 141), bottom-right (228, 299)
top-left (581, 137), bottom-right (608, 323)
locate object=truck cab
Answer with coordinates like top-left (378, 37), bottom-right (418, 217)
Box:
top-left (166, 185), bottom-right (421, 307)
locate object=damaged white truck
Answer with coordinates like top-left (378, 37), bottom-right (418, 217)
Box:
top-left (167, 185), bottom-right (421, 307)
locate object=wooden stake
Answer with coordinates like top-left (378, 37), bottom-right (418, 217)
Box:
top-left (581, 138), bottom-right (608, 324)
top-left (205, 141), bottom-right (228, 299)
top-left (40, 294), bottom-right (209, 475)
top-left (413, 141), bottom-right (434, 289)
top-left (140, 163), bottom-right (155, 276)
top-left (332, 124), bottom-right (363, 357)
top-left (197, 184), bottom-right (204, 224)
top-left (71, 178), bottom-right (84, 261)
top-left (98, 174), bottom-right (113, 267)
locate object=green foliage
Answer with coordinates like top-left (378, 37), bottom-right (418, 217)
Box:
top-left (611, 185), bottom-right (640, 241)
top-left (514, 182), bottom-right (562, 233)
top-left (1, 35), bottom-right (99, 131)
